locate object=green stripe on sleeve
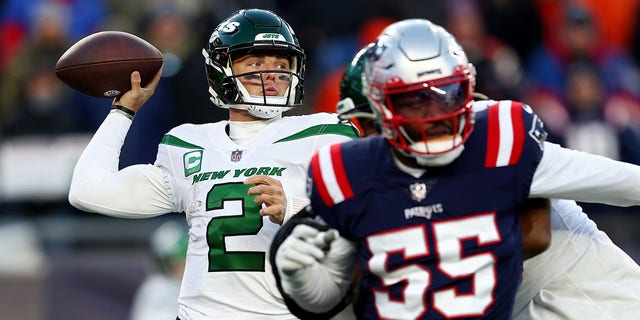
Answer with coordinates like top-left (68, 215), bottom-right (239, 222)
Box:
top-left (274, 124), bottom-right (359, 143)
top-left (160, 134), bottom-right (204, 149)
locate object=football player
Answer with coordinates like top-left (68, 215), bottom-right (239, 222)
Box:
top-left (336, 41), bottom-right (640, 320)
top-left (68, 9), bottom-right (357, 320)
top-left (271, 42), bottom-right (550, 320)
top-left (273, 19), bottom-right (640, 319)
top-left (337, 43), bottom-right (551, 261)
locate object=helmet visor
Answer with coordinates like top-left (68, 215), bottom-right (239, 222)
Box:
top-left (387, 81), bottom-right (469, 119)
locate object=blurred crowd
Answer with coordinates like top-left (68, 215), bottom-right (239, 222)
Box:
top-left (3, 0), bottom-right (640, 213)
top-left (0, 0), bottom-right (639, 218)
top-left (2, 0), bottom-right (640, 319)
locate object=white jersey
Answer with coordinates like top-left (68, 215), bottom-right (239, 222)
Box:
top-left (161, 115), bottom-right (354, 319)
top-left (69, 111), bottom-right (356, 319)
top-left (514, 199), bottom-right (599, 309)
top-left (513, 199), bottom-right (640, 319)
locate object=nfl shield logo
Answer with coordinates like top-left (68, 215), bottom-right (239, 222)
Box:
top-left (410, 183), bottom-right (427, 201)
top-left (231, 149), bottom-right (243, 162)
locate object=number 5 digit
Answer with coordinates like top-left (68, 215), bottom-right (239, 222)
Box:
top-left (432, 213), bottom-right (499, 317)
top-left (367, 213), bottom-right (500, 319)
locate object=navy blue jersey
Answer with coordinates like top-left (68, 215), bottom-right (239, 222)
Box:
top-left (307, 101), bottom-right (545, 319)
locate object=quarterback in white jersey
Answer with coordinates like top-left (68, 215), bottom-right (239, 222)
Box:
top-left (68, 9), bottom-right (357, 320)
top-left (160, 114), bottom-right (354, 318)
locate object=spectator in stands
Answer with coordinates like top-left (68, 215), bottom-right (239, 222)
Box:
top-left (444, 0), bottom-right (525, 101)
top-left (140, 4), bottom-right (227, 126)
top-left (561, 61), bottom-right (640, 164)
top-left (0, 64), bottom-right (74, 136)
top-left (523, 3), bottom-right (640, 148)
top-left (0, 2), bottom-right (72, 123)
top-left (0, 0), bottom-right (107, 42)
top-left (311, 16), bottom-right (395, 114)
top-left (525, 3), bottom-right (640, 99)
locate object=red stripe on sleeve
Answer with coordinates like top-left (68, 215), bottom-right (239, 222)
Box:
top-left (310, 153), bottom-right (334, 207)
top-left (508, 102), bottom-right (525, 165)
top-left (485, 104), bottom-right (500, 167)
top-left (329, 144), bottom-right (354, 200)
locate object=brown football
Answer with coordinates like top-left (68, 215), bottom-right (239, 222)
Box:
top-left (55, 31), bottom-right (163, 98)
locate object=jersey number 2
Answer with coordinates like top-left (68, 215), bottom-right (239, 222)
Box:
top-left (367, 213), bottom-right (500, 319)
top-left (205, 182), bottom-right (264, 272)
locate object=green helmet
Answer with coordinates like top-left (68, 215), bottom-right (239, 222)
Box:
top-left (336, 43), bottom-right (376, 121)
top-left (203, 9), bottom-right (305, 118)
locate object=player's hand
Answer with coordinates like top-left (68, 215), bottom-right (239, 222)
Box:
top-left (244, 175), bottom-right (287, 224)
top-left (113, 65), bottom-right (163, 113)
top-left (276, 224), bottom-right (336, 275)
top-left (275, 223), bottom-right (357, 313)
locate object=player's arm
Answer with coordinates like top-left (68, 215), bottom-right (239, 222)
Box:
top-left (518, 198), bottom-right (551, 260)
top-left (530, 142), bottom-right (640, 206)
top-left (69, 70), bottom-right (174, 218)
top-left (270, 207), bottom-right (357, 318)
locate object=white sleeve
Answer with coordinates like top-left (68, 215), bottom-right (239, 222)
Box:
top-left (530, 142), bottom-right (640, 206)
top-left (68, 111), bottom-right (174, 218)
top-left (282, 194), bottom-right (310, 224)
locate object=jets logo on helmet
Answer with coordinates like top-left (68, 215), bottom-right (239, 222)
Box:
top-left (219, 21), bottom-right (240, 34)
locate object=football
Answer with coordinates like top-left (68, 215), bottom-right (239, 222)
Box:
top-left (55, 31), bottom-right (163, 98)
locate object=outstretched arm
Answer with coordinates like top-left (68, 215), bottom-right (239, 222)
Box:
top-left (530, 142), bottom-right (640, 206)
top-left (68, 69), bottom-right (175, 218)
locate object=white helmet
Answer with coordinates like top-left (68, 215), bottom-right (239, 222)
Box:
top-left (364, 19), bottom-right (476, 166)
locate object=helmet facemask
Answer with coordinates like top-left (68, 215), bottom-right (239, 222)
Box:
top-left (204, 46), bottom-right (304, 119)
top-left (371, 69), bottom-right (475, 167)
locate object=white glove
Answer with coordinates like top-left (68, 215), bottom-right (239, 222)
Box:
top-left (275, 224), bottom-right (356, 313)
top-left (277, 224), bottom-right (335, 274)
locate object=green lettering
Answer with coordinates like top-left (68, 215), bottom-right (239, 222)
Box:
top-left (210, 170), bottom-right (231, 180)
top-left (269, 167), bottom-right (286, 176)
top-left (256, 167), bottom-right (271, 175)
top-left (234, 168), bottom-right (246, 177)
top-left (192, 173), bottom-right (204, 184)
top-left (244, 167), bottom-right (257, 176)
top-left (201, 172), bottom-right (212, 181)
